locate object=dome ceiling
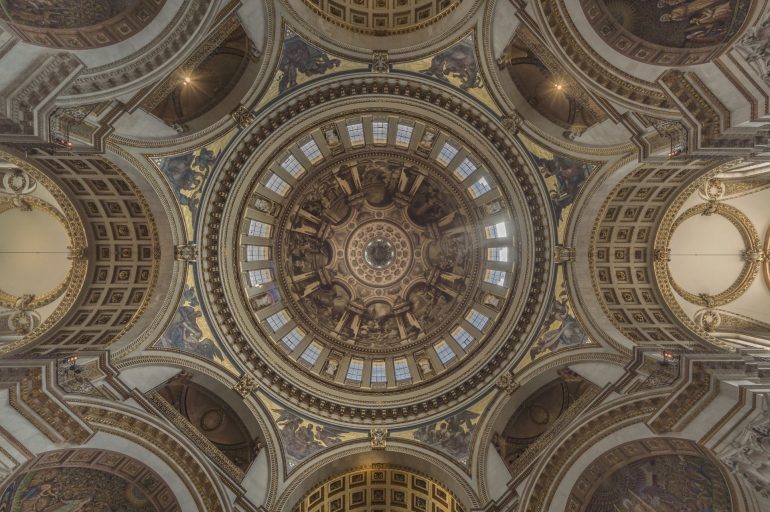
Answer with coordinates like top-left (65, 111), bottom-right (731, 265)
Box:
top-left (237, 114), bottom-right (522, 391)
top-left (2, 2), bottom-right (770, 512)
top-left (204, 93), bottom-right (555, 421)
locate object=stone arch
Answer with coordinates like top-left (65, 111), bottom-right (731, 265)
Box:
top-left (0, 148), bottom-right (171, 357)
top-left (566, 438), bottom-right (742, 512)
top-left (0, 447), bottom-right (181, 511)
top-left (275, 443), bottom-right (481, 512)
top-left (0, 0), bottom-right (168, 50)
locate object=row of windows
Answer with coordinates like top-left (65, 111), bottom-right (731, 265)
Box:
top-left (345, 357), bottom-right (410, 382)
top-left (275, 331), bottom-right (490, 381)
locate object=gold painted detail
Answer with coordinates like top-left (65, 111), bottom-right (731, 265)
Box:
top-left (293, 465), bottom-right (465, 512)
top-left (231, 105), bottom-right (256, 130)
top-left (371, 51), bottom-right (391, 73)
top-left (370, 428), bottom-right (388, 450)
top-left (661, 202), bottom-right (761, 308)
top-left (496, 372), bottom-right (519, 395)
top-left (0, 151), bottom-right (88, 350)
top-left (10, 368), bottom-right (91, 444)
top-left (233, 374), bottom-right (258, 398)
top-left (297, 0), bottom-right (462, 36)
top-left (77, 404), bottom-right (224, 512)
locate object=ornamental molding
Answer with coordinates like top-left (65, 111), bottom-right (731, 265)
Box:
top-left (76, 403), bottom-right (226, 512)
top-left (198, 74), bottom-right (556, 423)
top-left (146, 390), bottom-right (247, 482)
top-left (661, 202), bottom-right (761, 308)
top-left (0, 150), bottom-right (88, 355)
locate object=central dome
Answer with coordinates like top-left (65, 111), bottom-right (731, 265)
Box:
top-left (274, 153), bottom-right (482, 352)
top-left (205, 90), bottom-right (554, 421)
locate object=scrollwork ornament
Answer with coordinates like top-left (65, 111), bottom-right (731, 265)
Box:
top-left (233, 373), bottom-right (258, 398)
top-left (699, 309), bottom-right (721, 332)
top-left (370, 51), bottom-right (391, 73)
top-left (370, 428), bottom-right (388, 449)
top-left (1, 168), bottom-right (36, 195)
top-left (496, 371), bottom-right (519, 395)
top-left (231, 105), bottom-right (256, 130)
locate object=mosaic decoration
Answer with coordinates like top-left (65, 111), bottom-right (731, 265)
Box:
top-left (257, 28), bottom-right (362, 108)
top-left (596, 0), bottom-right (750, 50)
top-left (585, 453), bottom-right (732, 511)
top-left (395, 34), bottom-right (499, 113)
top-left (151, 129), bottom-right (236, 238)
top-left (520, 134), bottom-right (596, 237)
top-left (264, 396), bottom-right (366, 471)
top-left (393, 392), bottom-right (493, 469)
top-left (154, 265), bottom-right (237, 373)
top-left (0, 450), bottom-right (179, 512)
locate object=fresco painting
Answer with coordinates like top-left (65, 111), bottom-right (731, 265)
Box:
top-left (394, 393), bottom-right (492, 469)
top-left (520, 134), bottom-right (595, 238)
top-left (0, 466), bottom-right (162, 512)
top-left (151, 129), bottom-right (236, 238)
top-left (396, 34), bottom-right (499, 113)
top-left (257, 29), bottom-right (362, 108)
top-left (265, 398), bottom-right (365, 471)
top-left (599, 0), bottom-right (751, 49)
top-left (586, 453), bottom-right (732, 511)
top-left (154, 265), bottom-right (236, 373)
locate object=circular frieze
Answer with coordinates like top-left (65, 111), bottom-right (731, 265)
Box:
top-left (0, 0), bottom-right (168, 50)
top-left (200, 79), bottom-right (554, 422)
top-left (664, 202), bottom-right (761, 307)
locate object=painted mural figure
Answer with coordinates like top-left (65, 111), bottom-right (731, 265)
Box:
top-left (274, 408), bottom-right (345, 461)
top-left (420, 38), bottom-right (481, 90)
top-left (158, 286), bottom-right (224, 361)
top-left (532, 154), bottom-right (592, 224)
top-left (414, 410), bottom-right (479, 459)
top-left (278, 35), bottom-right (341, 93)
top-left (529, 292), bottom-right (588, 359)
top-left (159, 151), bottom-right (210, 221)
